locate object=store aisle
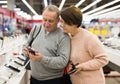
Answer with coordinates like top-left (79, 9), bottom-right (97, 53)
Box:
top-left (105, 71), bottom-right (120, 84)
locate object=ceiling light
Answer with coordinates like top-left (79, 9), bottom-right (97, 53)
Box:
top-left (84, 0), bottom-right (120, 15)
top-left (81, 0), bottom-right (102, 12)
top-left (0, 1), bottom-right (7, 4)
top-left (44, 0), bottom-right (48, 7)
top-left (16, 11), bottom-right (32, 19)
top-left (59, 0), bottom-right (66, 10)
top-left (94, 9), bottom-right (120, 19)
top-left (105, 13), bottom-right (120, 19)
top-left (1, 5), bottom-right (7, 8)
top-left (14, 8), bottom-right (21, 11)
top-left (22, 0), bottom-right (38, 15)
top-left (75, 0), bottom-right (86, 7)
top-left (89, 5), bottom-right (120, 16)
top-left (33, 15), bottom-right (42, 20)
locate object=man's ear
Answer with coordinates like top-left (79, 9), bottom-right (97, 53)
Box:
top-left (57, 17), bottom-right (60, 22)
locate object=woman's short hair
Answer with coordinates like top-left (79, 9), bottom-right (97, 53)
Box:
top-left (60, 6), bottom-right (83, 28)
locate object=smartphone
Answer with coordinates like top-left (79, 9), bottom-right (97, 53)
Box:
top-left (27, 47), bottom-right (35, 55)
top-left (68, 68), bottom-right (77, 75)
top-left (14, 61), bottom-right (24, 66)
top-left (68, 63), bottom-right (79, 75)
top-left (4, 64), bottom-right (20, 72)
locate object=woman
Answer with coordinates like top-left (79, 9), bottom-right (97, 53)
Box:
top-left (60, 6), bottom-right (109, 84)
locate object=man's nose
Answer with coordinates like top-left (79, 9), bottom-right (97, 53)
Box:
top-left (45, 21), bottom-right (50, 24)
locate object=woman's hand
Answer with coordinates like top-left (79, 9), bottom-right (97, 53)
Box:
top-left (74, 64), bottom-right (82, 74)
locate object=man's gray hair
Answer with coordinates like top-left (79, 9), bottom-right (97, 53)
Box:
top-left (43, 5), bottom-right (59, 18)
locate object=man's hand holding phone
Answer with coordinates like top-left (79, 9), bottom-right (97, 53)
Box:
top-left (26, 47), bottom-right (43, 61)
top-left (27, 47), bottom-right (36, 55)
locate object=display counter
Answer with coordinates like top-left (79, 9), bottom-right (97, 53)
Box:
top-left (104, 46), bottom-right (120, 73)
top-left (6, 68), bottom-right (28, 84)
top-left (0, 34), bottom-right (30, 84)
